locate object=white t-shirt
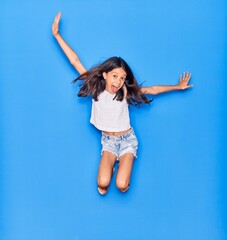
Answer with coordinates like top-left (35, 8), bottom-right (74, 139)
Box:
top-left (90, 90), bottom-right (131, 132)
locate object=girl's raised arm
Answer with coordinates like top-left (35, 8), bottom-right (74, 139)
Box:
top-left (140, 72), bottom-right (192, 95)
top-left (52, 12), bottom-right (87, 75)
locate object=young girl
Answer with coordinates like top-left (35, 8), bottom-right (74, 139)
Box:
top-left (52, 12), bottom-right (192, 195)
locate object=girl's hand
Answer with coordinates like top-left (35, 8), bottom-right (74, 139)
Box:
top-left (178, 72), bottom-right (192, 90)
top-left (52, 12), bottom-right (61, 37)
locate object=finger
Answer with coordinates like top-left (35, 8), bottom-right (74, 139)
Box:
top-left (184, 71), bottom-right (191, 82)
top-left (186, 72), bottom-right (192, 82)
top-left (181, 72), bottom-right (186, 81)
top-left (189, 72), bottom-right (192, 79)
top-left (54, 13), bottom-right (61, 23)
top-left (184, 72), bottom-right (189, 81)
top-left (183, 71), bottom-right (187, 81)
top-left (56, 11), bottom-right (61, 20)
top-left (186, 84), bottom-right (193, 88)
top-left (54, 17), bottom-right (60, 23)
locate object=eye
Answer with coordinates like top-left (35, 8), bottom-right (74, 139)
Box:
top-left (113, 74), bottom-right (117, 78)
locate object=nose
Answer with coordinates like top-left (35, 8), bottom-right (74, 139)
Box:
top-left (116, 77), bottom-right (121, 84)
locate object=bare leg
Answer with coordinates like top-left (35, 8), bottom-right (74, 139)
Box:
top-left (116, 153), bottom-right (134, 192)
top-left (97, 151), bottom-right (117, 195)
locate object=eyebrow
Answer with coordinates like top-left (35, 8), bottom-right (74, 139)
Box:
top-left (112, 72), bottom-right (127, 77)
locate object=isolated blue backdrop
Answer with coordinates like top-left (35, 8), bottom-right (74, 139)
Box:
top-left (0, 0), bottom-right (226, 240)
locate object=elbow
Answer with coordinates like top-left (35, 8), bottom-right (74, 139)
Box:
top-left (148, 87), bottom-right (158, 95)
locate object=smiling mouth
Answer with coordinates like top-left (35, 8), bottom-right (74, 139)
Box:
top-left (111, 85), bottom-right (120, 93)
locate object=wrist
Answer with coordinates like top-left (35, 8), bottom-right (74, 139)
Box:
top-left (175, 84), bottom-right (182, 90)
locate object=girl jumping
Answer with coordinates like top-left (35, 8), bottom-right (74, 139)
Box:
top-left (52, 12), bottom-right (192, 195)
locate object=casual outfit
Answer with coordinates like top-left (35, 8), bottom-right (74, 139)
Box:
top-left (90, 90), bottom-right (138, 160)
top-left (101, 128), bottom-right (138, 160)
top-left (90, 90), bottom-right (131, 132)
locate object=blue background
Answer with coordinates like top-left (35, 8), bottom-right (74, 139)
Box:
top-left (0, 0), bottom-right (226, 239)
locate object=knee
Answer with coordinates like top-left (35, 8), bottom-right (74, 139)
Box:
top-left (116, 178), bottom-right (130, 192)
top-left (97, 176), bottom-right (110, 188)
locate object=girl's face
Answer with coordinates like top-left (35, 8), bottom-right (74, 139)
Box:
top-left (103, 67), bottom-right (127, 94)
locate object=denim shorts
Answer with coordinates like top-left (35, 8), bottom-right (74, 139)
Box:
top-left (101, 128), bottom-right (138, 160)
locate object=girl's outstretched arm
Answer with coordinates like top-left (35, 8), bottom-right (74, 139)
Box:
top-left (52, 12), bottom-right (87, 75)
top-left (140, 72), bottom-right (192, 95)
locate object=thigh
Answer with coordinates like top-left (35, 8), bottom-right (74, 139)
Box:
top-left (116, 153), bottom-right (134, 186)
top-left (97, 151), bottom-right (117, 183)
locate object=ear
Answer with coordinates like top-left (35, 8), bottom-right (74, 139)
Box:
top-left (102, 72), bottom-right (107, 80)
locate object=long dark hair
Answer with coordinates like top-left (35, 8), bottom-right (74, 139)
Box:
top-left (72, 57), bottom-right (151, 105)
